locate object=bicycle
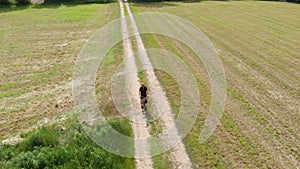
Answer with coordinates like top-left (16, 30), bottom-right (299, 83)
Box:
top-left (141, 97), bottom-right (147, 113)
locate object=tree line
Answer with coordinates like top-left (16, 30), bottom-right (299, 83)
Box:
top-left (0, 0), bottom-right (114, 5)
top-left (0, 0), bottom-right (299, 8)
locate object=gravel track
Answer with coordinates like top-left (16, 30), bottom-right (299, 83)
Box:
top-left (123, 2), bottom-right (193, 169)
top-left (119, 1), bottom-right (153, 168)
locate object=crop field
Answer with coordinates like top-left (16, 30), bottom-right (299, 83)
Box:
top-left (0, 1), bottom-right (299, 169)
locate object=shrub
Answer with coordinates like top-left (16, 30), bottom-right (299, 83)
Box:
top-left (16, 0), bottom-right (30, 4)
top-left (108, 118), bottom-right (132, 137)
top-left (286, 0), bottom-right (300, 3)
top-left (77, 0), bottom-right (116, 3)
top-left (19, 127), bottom-right (60, 151)
top-left (0, 119), bottom-right (135, 168)
top-left (43, 0), bottom-right (74, 4)
top-left (43, 0), bottom-right (116, 4)
top-left (0, 0), bottom-right (11, 5)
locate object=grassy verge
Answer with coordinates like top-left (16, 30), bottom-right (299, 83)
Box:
top-left (0, 117), bottom-right (135, 169)
top-left (96, 41), bottom-right (124, 118)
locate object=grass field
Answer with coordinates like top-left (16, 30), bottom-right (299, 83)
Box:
top-left (0, 1), bottom-right (299, 169)
top-left (0, 3), bottom-right (119, 138)
top-left (0, 3), bottom-right (137, 168)
top-left (131, 1), bottom-right (300, 168)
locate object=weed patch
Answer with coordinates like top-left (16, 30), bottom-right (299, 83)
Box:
top-left (0, 119), bottom-right (135, 168)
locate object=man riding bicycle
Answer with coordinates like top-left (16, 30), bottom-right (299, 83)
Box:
top-left (139, 82), bottom-right (147, 110)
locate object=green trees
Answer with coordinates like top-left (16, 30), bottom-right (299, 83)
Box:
top-left (0, 0), bottom-right (11, 5)
top-left (286, 0), bottom-right (300, 3)
top-left (16, 0), bottom-right (30, 5)
top-left (0, 0), bottom-right (115, 5)
top-left (0, 0), bottom-right (30, 5)
top-left (43, 0), bottom-right (115, 4)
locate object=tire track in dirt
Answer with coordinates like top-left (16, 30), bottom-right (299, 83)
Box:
top-left (119, 1), bottom-right (153, 168)
top-left (124, 3), bottom-right (193, 169)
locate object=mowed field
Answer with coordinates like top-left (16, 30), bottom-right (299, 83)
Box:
top-left (0, 3), bottom-right (120, 138)
top-left (0, 1), bottom-right (299, 169)
top-left (130, 1), bottom-right (300, 168)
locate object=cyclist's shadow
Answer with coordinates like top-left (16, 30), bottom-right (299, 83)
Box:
top-left (143, 110), bottom-right (153, 122)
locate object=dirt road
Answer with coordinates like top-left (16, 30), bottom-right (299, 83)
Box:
top-left (119, 1), bottom-right (153, 168)
top-left (119, 1), bottom-right (193, 168)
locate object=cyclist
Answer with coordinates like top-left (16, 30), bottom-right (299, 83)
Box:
top-left (139, 82), bottom-right (147, 110)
